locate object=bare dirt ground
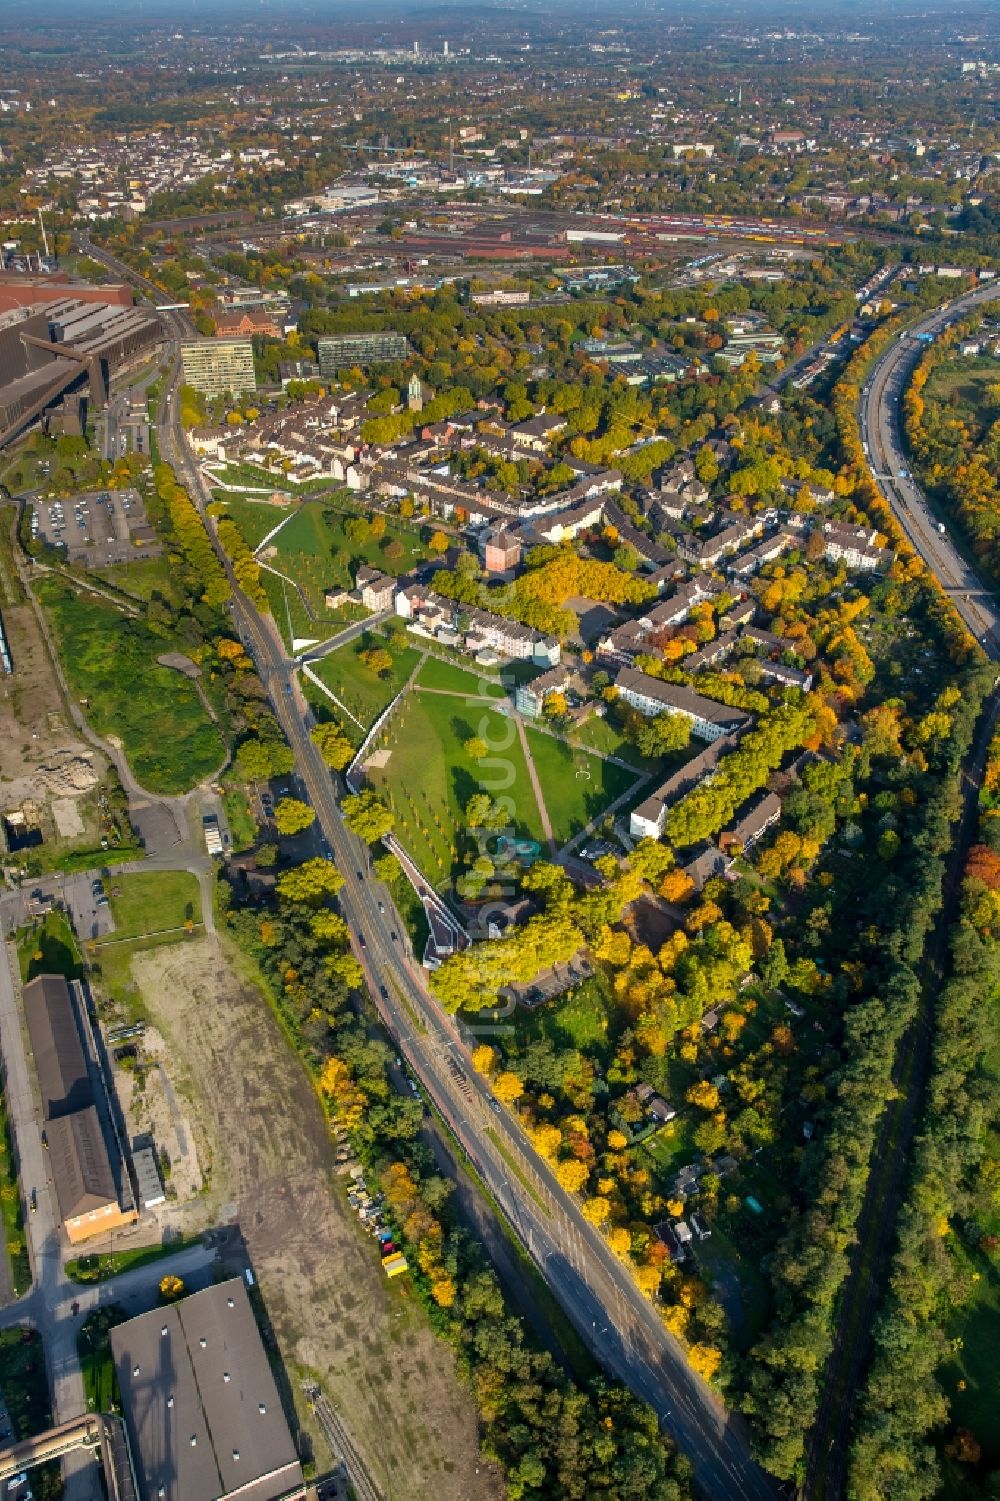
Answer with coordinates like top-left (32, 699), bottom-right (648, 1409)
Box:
top-left (0, 585), bottom-right (104, 826)
top-left (130, 936), bottom-right (502, 1501)
top-left (111, 1024), bottom-right (204, 1206)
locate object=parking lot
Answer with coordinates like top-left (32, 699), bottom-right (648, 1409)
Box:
top-left (29, 489), bottom-right (160, 565)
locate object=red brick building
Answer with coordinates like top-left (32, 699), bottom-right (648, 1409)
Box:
top-left (214, 308), bottom-right (282, 339)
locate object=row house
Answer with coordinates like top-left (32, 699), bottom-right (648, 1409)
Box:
top-left (684, 630), bottom-right (741, 673)
top-left (629, 731), bottom-right (744, 839)
top-left (395, 586), bottom-right (560, 667)
top-left (677, 513), bottom-right (764, 568)
top-left (602, 500), bottom-right (672, 566)
top-left (718, 792), bottom-right (782, 855)
top-left (727, 529), bottom-right (797, 580)
top-left (614, 668), bottom-right (751, 743)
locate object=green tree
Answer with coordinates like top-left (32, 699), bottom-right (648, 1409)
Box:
top-left (310, 721), bottom-right (354, 771)
top-left (236, 737), bottom-right (295, 781)
top-left (363, 646), bottom-right (394, 677)
top-left (273, 797), bottom-right (316, 835)
top-left (276, 858), bottom-right (344, 904)
top-left (342, 789), bottom-right (395, 844)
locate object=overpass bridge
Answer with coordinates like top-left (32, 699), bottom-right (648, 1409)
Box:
top-left (0, 1413), bottom-right (137, 1501)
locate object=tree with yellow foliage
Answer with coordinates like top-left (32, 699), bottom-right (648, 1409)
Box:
top-left (430, 1273), bottom-right (457, 1308)
top-left (531, 1123), bottom-right (563, 1160)
top-left (608, 1226), bottom-right (632, 1258)
top-left (471, 1044), bottom-right (497, 1076)
top-left (688, 1344), bottom-right (723, 1383)
top-left (606, 1129), bottom-right (629, 1152)
top-left (555, 1158), bottom-right (590, 1194)
top-left (493, 1071), bottom-right (524, 1107)
top-left (582, 1196), bottom-right (611, 1226)
top-left (686, 1080), bottom-right (720, 1112)
top-left (634, 1262), bottom-right (662, 1296)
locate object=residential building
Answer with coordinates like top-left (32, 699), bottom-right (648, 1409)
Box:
top-left (629, 732), bottom-right (741, 838)
top-left (515, 666), bottom-right (571, 718)
top-left (481, 526), bottom-right (522, 574)
top-left (719, 792), bottom-right (782, 853)
top-left (317, 331), bottom-right (409, 374)
top-left (396, 585), bottom-right (560, 666)
top-left (111, 1278), bottom-right (306, 1501)
top-left (355, 565), bottom-right (396, 612)
top-left (822, 520), bottom-right (893, 572)
top-left (180, 338), bottom-right (256, 397)
top-left (615, 667), bottom-right (751, 742)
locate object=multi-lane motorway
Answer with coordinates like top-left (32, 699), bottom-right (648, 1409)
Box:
top-left (861, 283), bottom-right (1000, 660)
top-left (72, 235), bottom-right (785, 1501)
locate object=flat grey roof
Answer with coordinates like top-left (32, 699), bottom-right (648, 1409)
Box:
top-left (111, 1278), bottom-right (304, 1501)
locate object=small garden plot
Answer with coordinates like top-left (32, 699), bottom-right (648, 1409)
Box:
top-left (524, 727), bottom-right (642, 845)
top-left (364, 688), bottom-right (544, 888)
top-left (638, 1117), bottom-right (696, 1182)
top-left (511, 974), bottom-right (625, 1061)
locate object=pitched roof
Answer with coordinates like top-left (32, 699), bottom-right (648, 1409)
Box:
top-left (22, 974), bottom-right (93, 1121)
top-left (47, 1106), bottom-right (118, 1222)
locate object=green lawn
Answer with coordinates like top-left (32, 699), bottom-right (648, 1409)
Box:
top-left (67, 1236), bottom-right (195, 1283)
top-left (222, 781), bottom-right (259, 853)
top-left (36, 578), bottom-right (226, 795)
top-left (365, 688), bottom-right (545, 888)
top-left (214, 494), bottom-right (291, 548)
top-left (307, 635), bottom-right (424, 738)
top-left (926, 358), bottom-right (1000, 435)
top-left (414, 656), bottom-right (507, 698)
top-left (18, 910), bottom-right (85, 982)
top-left (569, 713), bottom-right (657, 770)
top-left (638, 1117), bottom-right (695, 1182)
top-left (513, 974), bottom-right (624, 1059)
top-left (0, 1096), bottom-right (30, 1295)
top-left (694, 1225), bottom-right (771, 1353)
top-left (108, 870), bottom-right (202, 940)
top-left (89, 872), bottom-right (204, 1019)
top-left (524, 727), bottom-right (640, 845)
top-left (940, 1241), bottom-right (1000, 1463)
top-left (78, 1305), bottom-right (128, 1413)
top-left (260, 567), bottom-right (322, 651)
top-left (210, 462), bottom-right (333, 494)
top-left (267, 501), bottom-right (431, 610)
top-left (93, 556), bottom-right (178, 604)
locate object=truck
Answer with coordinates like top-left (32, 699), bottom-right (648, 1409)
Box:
top-left (202, 814), bottom-right (224, 856)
